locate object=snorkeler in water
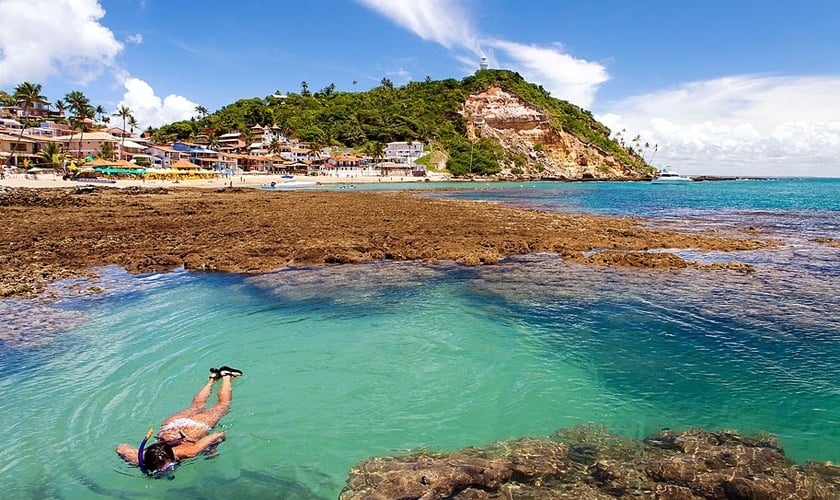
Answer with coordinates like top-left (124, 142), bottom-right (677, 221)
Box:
top-left (115, 365), bottom-right (243, 478)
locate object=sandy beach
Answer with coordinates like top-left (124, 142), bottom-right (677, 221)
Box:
top-left (0, 171), bottom-right (452, 190)
top-left (0, 181), bottom-right (770, 299)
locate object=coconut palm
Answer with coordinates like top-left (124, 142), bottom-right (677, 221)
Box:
top-left (95, 104), bottom-right (107, 126)
top-left (9, 81), bottom-right (47, 168)
top-left (39, 142), bottom-right (63, 171)
top-left (65, 90), bottom-right (93, 160)
top-left (128, 115), bottom-right (138, 135)
top-left (53, 98), bottom-right (67, 122)
top-left (113, 105), bottom-right (134, 159)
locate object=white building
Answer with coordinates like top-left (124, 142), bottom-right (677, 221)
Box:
top-left (385, 141), bottom-right (424, 163)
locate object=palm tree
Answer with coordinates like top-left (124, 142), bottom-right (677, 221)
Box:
top-left (371, 141), bottom-right (386, 164)
top-left (65, 90), bottom-right (93, 160)
top-left (54, 98), bottom-right (67, 122)
top-left (9, 81), bottom-right (47, 168)
top-left (39, 142), bottom-right (63, 171)
top-left (300, 81), bottom-right (310, 97)
top-left (113, 104), bottom-right (134, 159)
top-left (95, 104), bottom-right (107, 126)
top-left (128, 115), bottom-right (138, 135)
top-left (194, 105), bottom-right (208, 120)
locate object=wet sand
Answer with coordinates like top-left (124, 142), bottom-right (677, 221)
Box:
top-left (0, 185), bottom-right (770, 299)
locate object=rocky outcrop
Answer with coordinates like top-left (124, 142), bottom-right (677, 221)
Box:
top-left (340, 427), bottom-right (840, 499)
top-left (462, 86), bottom-right (650, 181)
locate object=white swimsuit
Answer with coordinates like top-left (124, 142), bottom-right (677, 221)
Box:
top-left (160, 417), bottom-right (212, 432)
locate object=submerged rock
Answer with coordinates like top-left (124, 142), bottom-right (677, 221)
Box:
top-left (340, 426), bottom-right (840, 499)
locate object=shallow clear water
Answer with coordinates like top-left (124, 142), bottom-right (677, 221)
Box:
top-left (1, 178), bottom-right (838, 498)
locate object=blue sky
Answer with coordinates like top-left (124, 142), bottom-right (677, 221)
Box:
top-left (1, 0), bottom-right (839, 176)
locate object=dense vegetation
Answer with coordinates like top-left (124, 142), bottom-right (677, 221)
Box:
top-left (151, 70), bottom-right (642, 176)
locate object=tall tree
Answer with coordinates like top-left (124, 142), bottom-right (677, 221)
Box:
top-left (53, 98), bottom-right (67, 123)
top-left (113, 104), bottom-right (134, 159)
top-left (95, 104), bottom-right (107, 125)
top-left (9, 82), bottom-right (47, 168)
top-left (194, 105), bottom-right (208, 119)
top-left (65, 90), bottom-right (93, 160)
top-left (300, 81), bottom-right (310, 97)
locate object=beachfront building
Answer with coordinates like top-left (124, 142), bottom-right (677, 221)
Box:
top-left (56, 131), bottom-right (119, 160)
top-left (323, 155), bottom-right (377, 177)
top-left (378, 159), bottom-right (414, 177)
top-left (386, 141), bottom-right (425, 163)
top-left (218, 132), bottom-right (245, 153)
top-left (280, 146), bottom-right (313, 163)
top-left (118, 138), bottom-right (149, 161)
top-left (0, 132), bottom-right (40, 167)
top-left (145, 144), bottom-right (189, 167)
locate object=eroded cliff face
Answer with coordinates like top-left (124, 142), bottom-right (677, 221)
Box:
top-left (462, 86), bottom-right (650, 180)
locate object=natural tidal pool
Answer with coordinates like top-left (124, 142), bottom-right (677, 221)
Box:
top-left (2, 246), bottom-right (838, 498)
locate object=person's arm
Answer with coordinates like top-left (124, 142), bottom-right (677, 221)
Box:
top-left (115, 444), bottom-right (140, 466)
top-left (173, 432), bottom-right (225, 459)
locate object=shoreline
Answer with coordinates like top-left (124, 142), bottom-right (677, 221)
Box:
top-left (0, 171), bottom-right (455, 190)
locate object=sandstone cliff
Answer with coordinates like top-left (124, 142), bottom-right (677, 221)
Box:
top-left (462, 86), bottom-right (651, 181)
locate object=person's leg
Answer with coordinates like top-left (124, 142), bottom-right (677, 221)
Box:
top-left (194, 375), bottom-right (232, 427)
top-left (163, 373), bottom-right (218, 422)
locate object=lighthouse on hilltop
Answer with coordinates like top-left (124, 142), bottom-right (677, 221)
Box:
top-left (479, 57), bottom-right (488, 71)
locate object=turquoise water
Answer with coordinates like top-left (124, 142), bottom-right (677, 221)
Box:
top-left (1, 178), bottom-right (839, 498)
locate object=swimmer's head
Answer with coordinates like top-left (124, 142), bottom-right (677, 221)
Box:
top-left (142, 441), bottom-right (178, 478)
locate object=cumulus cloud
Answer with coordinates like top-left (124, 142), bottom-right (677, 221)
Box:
top-left (0, 0), bottom-right (122, 85)
top-left (597, 75), bottom-right (840, 177)
top-left (356, 0), bottom-right (608, 107)
top-left (118, 77), bottom-right (198, 131)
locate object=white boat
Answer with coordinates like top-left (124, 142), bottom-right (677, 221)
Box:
top-left (651, 168), bottom-right (692, 183)
top-left (259, 179), bottom-right (317, 190)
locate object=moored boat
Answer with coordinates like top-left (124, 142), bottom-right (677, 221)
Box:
top-left (651, 167), bottom-right (692, 183)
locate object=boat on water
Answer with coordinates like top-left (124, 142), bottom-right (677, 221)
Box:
top-left (259, 179), bottom-right (317, 190)
top-left (651, 168), bottom-right (692, 183)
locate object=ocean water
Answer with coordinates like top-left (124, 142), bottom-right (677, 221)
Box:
top-left (1, 178), bottom-right (838, 498)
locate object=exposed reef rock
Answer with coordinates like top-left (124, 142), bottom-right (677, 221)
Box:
top-left (462, 86), bottom-right (650, 181)
top-left (341, 427), bottom-right (840, 499)
top-left (0, 187), bottom-right (770, 299)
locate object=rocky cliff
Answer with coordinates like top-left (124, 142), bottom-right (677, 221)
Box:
top-left (462, 86), bottom-right (650, 181)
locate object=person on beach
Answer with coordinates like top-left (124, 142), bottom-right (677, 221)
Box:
top-left (115, 365), bottom-right (242, 478)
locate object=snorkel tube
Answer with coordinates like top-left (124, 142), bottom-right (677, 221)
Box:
top-left (137, 428), bottom-right (155, 475)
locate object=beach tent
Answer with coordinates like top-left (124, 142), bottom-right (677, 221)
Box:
top-left (84, 158), bottom-right (120, 167)
top-left (171, 159), bottom-right (200, 170)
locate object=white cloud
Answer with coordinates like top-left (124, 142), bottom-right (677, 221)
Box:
top-left (489, 40), bottom-right (608, 108)
top-left (356, 0), bottom-right (609, 107)
top-left (597, 75), bottom-right (840, 177)
top-left (356, 0), bottom-right (480, 54)
top-left (118, 77), bottom-right (198, 131)
top-left (0, 0), bottom-right (122, 86)
top-left (126, 33), bottom-right (144, 45)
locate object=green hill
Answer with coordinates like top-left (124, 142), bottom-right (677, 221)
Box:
top-left (151, 70), bottom-right (651, 178)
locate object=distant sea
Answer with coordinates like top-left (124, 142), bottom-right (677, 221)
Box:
top-left (1, 178), bottom-right (838, 498)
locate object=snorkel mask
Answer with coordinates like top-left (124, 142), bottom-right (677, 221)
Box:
top-left (138, 428), bottom-right (181, 479)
